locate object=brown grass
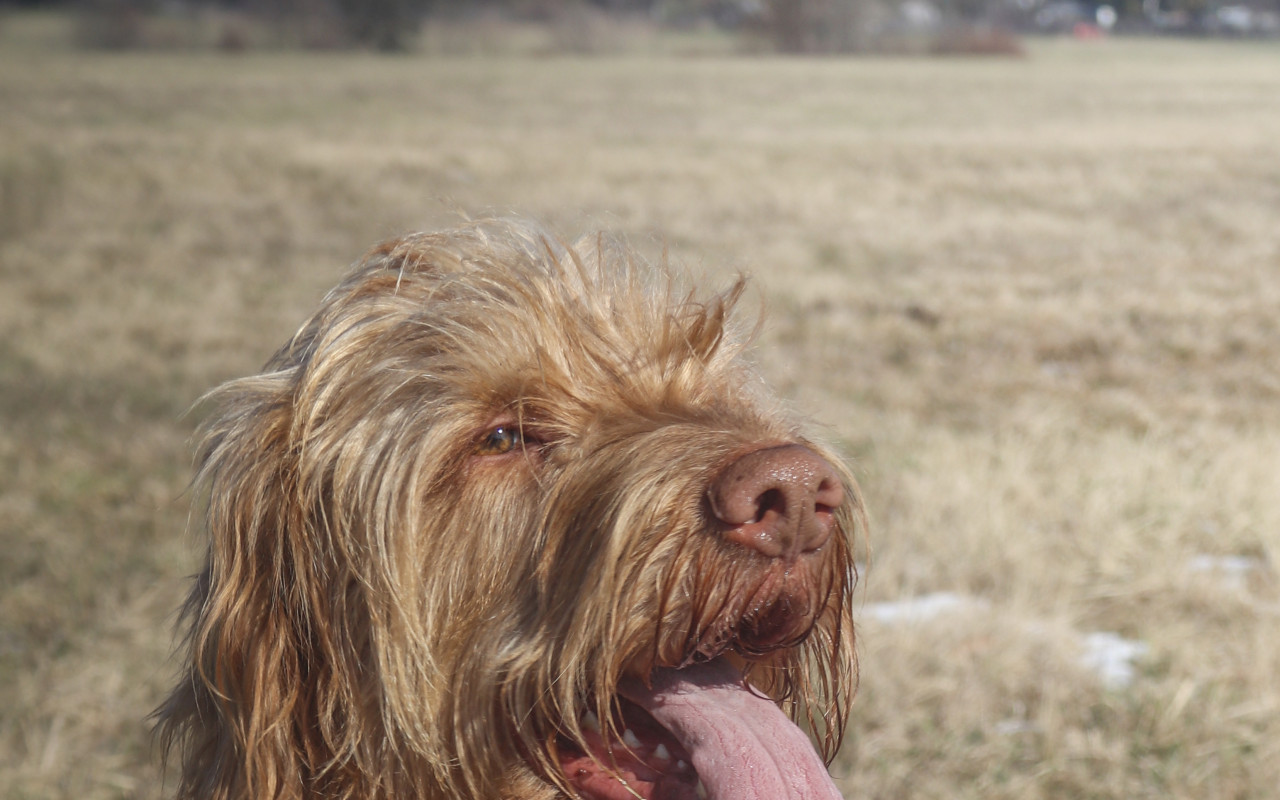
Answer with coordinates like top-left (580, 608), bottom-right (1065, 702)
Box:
top-left (2, 13), bottom-right (1278, 799)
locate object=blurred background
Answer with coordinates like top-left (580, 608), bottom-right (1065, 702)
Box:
top-left (1, 2), bottom-right (1278, 798)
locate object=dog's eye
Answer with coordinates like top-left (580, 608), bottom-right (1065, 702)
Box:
top-left (476, 425), bottom-right (526, 456)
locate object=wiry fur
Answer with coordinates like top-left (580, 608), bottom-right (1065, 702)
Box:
top-left (156, 219), bottom-right (864, 799)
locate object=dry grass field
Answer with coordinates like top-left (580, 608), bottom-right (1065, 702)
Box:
top-left (3, 12), bottom-right (1279, 800)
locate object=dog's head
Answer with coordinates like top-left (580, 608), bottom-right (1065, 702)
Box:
top-left (158, 220), bottom-right (863, 800)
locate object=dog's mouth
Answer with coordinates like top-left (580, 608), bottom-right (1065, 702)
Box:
top-left (555, 659), bottom-right (843, 800)
top-left (554, 694), bottom-right (697, 800)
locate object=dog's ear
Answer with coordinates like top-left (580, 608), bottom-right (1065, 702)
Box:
top-left (157, 373), bottom-right (349, 800)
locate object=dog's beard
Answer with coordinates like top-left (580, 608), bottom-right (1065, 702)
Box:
top-left (511, 433), bottom-right (856, 800)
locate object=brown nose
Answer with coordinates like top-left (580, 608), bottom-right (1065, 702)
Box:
top-left (707, 444), bottom-right (844, 559)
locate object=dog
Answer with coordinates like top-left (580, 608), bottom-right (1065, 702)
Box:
top-left (156, 219), bottom-right (864, 800)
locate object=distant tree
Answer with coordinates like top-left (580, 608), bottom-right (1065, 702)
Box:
top-left (937, 0), bottom-right (996, 24)
top-left (75, 0), bottom-right (152, 49)
top-left (769, 0), bottom-right (806, 50)
top-left (333, 0), bottom-right (433, 50)
top-left (765, 0), bottom-right (867, 53)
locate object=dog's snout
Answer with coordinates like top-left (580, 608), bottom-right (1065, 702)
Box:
top-left (707, 444), bottom-right (844, 559)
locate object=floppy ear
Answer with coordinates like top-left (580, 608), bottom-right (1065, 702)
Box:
top-left (155, 373), bottom-right (305, 799)
top-left (157, 364), bottom-right (382, 800)
top-left (156, 235), bottom-right (448, 800)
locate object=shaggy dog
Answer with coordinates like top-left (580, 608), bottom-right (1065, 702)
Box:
top-left (157, 220), bottom-right (864, 800)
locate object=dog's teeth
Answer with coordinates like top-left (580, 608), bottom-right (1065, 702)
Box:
top-left (695, 779), bottom-right (708, 799)
top-left (583, 711), bottom-right (601, 733)
top-left (676, 759), bottom-right (688, 770)
top-left (622, 728), bottom-right (642, 748)
top-left (653, 743), bottom-right (670, 761)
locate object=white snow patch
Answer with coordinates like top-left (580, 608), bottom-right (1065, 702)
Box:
top-left (1078, 631), bottom-right (1149, 689)
top-left (993, 718), bottom-right (1039, 735)
top-left (860, 592), bottom-right (988, 624)
top-left (861, 592), bottom-right (1150, 689)
top-left (1186, 554), bottom-right (1263, 592)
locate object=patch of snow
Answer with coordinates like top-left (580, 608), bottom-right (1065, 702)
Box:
top-left (1186, 554), bottom-right (1263, 592)
top-left (861, 592), bottom-right (1150, 689)
top-left (860, 592), bottom-right (987, 624)
top-left (993, 718), bottom-right (1039, 735)
top-left (1079, 631), bottom-right (1149, 690)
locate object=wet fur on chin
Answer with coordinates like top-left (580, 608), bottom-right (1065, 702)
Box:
top-left (154, 219), bottom-right (864, 800)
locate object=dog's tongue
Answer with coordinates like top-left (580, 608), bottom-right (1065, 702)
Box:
top-left (621, 660), bottom-right (845, 800)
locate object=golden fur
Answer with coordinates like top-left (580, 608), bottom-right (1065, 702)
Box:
top-left (156, 219), bottom-right (864, 799)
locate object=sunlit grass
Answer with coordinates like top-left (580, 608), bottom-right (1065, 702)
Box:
top-left (2, 16), bottom-right (1277, 798)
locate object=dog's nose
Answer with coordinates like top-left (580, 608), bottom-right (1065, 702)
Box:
top-left (707, 444), bottom-right (844, 560)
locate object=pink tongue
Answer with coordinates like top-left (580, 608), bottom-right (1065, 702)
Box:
top-left (620, 660), bottom-right (845, 800)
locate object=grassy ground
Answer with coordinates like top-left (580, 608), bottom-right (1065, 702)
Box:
top-left (2, 13), bottom-right (1278, 799)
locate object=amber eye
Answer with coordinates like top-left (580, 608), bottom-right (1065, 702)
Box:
top-left (475, 425), bottom-right (525, 456)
